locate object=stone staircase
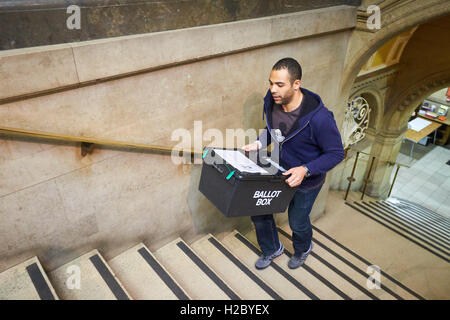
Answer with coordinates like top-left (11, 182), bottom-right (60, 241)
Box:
top-left (345, 197), bottom-right (450, 263)
top-left (0, 221), bottom-right (425, 300)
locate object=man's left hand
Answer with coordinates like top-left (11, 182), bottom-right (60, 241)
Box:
top-left (282, 166), bottom-right (308, 187)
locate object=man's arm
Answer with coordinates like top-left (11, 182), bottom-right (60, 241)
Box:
top-left (242, 127), bottom-right (272, 151)
top-left (304, 110), bottom-right (345, 175)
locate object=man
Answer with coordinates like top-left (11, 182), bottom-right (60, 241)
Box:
top-left (242, 58), bottom-right (345, 270)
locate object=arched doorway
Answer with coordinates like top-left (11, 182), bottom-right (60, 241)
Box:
top-left (332, 12), bottom-right (450, 207)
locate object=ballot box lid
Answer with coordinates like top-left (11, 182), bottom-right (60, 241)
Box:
top-left (201, 147), bottom-right (288, 182)
top-left (199, 147), bottom-right (298, 217)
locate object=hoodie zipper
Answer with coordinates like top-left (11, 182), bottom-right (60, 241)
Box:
top-left (263, 97), bottom-right (314, 152)
top-left (279, 120), bottom-right (310, 153)
top-left (263, 106), bottom-right (311, 153)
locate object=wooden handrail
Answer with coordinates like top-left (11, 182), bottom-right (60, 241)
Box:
top-left (0, 125), bottom-right (203, 158)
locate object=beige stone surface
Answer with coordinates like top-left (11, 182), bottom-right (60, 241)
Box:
top-left (269, 5), bottom-right (355, 44)
top-left (0, 147), bottom-right (194, 272)
top-left (108, 243), bottom-right (189, 300)
top-left (316, 190), bottom-right (450, 299)
top-left (221, 230), bottom-right (312, 300)
top-left (71, 5), bottom-right (355, 83)
top-left (1, 1), bottom-right (449, 301)
top-left (154, 238), bottom-right (236, 300)
top-left (0, 256), bottom-right (58, 300)
top-left (243, 229), bottom-right (344, 300)
top-left (0, 31), bottom-right (349, 145)
top-left (0, 140), bottom-right (118, 198)
top-left (308, 224), bottom-right (418, 300)
top-left (0, 5), bottom-right (356, 102)
top-left (277, 226), bottom-right (377, 300)
top-left (47, 249), bottom-right (131, 300)
top-left (353, 201), bottom-right (450, 256)
top-left (190, 234), bottom-right (279, 300)
top-left (0, 5), bottom-right (352, 275)
top-left (0, 45), bottom-right (78, 100)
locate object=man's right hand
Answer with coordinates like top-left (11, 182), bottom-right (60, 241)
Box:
top-left (242, 141), bottom-right (260, 152)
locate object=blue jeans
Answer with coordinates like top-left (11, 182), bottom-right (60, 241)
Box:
top-left (250, 184), bottom-right (323, 257)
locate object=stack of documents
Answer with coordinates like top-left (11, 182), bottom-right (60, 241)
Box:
top-left (408, 118), bottom-right (431, 132)
top-left (212, 149), bottom-right (269, 174)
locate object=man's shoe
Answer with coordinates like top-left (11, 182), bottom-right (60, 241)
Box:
top-left (255, 242), bottom-right (284, 270)
top-left (288, 242), bottom-right (314, 269)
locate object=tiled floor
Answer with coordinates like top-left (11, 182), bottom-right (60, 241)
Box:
top-left (389, 139), bottom-right (450, 218)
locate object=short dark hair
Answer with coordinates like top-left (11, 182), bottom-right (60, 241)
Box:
top-left (272, 58), bottom-right (302, 84)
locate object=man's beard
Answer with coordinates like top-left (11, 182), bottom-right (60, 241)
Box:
top-left (279, 90), bottom-right (295, 105)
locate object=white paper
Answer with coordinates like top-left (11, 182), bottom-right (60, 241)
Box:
top-left (213, 149), bottom-right (269, 174)
top-left (261, 157), bottom-right (286, 172)
top-left (408, 117), bottom-right (431, 132)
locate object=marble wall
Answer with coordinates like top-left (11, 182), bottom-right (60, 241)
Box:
top-left (0, 6), bottom-right (355, 272)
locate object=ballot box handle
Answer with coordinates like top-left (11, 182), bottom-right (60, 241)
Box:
top-left (269, 175), bottom-right (287, 183)
top-left (212, 162), bottom-right (224, 174)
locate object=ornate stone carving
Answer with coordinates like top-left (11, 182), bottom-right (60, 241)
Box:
top-left (353, 66), bottom-right (398, 90)
top-left (398, 75), bottom-right (450, 113)
top-left (343, 96), bottom-right (371, 149)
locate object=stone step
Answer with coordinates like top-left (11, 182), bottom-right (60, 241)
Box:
top-left (376, 200), bottom-right (450, 238)
top-left (221, 230), bottom-right (314, 300)
top-left (190, 234), bottom-right (283, 300)
top-left (382, 199), bottom-right (450, 227)
top-left (307, 223), bottom-right (424, 300)
top-left (47, 249), bottom-right (132, 300)
top-left (346, 201), bottom-right (450, 263)
top-left (242, 228), bottom-right (348, 300)
top-left (275, 225), bottom-right (395, 300)
top-left (0, 256), bottom-right (58, 300)
top-left (275, 227), bottom-right (376, 300)
top-left (108, 243), bottom-right (190, 300)
top-left (363, 201), bottom-right (450, 247)
top-left (154, 237), bottom-right (240, 300)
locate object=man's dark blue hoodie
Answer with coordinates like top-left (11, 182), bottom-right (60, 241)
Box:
top-left (257, 87), bottom-right (345, 189)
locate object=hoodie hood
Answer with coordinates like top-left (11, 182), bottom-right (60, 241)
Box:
top-left (263, 87), bottom-right (323, 141)
top-left (257, 87), bottom-right (345, 190)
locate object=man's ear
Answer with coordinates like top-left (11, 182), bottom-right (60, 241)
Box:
top-left (294, 79), bottom-right (301, 90)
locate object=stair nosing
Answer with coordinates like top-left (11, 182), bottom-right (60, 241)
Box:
top-left (175, 239), bottom-right (240, 300)
top-left (198, 234), bottom-right (284, 300)
top-left (136, 245), bottom-right (190, 300)
top-left (229, 230), bottom-right (319, 300)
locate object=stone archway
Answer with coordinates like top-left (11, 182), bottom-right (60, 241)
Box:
top-left (384, 71), bottom-right (450, 135)
top-left (334, 5), bottom-right (450, 198)
top-left (338, 0), bottom-right (450, 109)
top-left (361, 74), bottom-right (450, 198)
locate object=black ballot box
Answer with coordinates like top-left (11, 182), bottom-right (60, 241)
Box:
top-left (198, 147), bottom-right (298, 218)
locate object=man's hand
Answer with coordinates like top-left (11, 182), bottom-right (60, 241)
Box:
top-left (242, 141), bottom-right (260, 152)
top-left (282, 166), bottom-right (308, 187)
